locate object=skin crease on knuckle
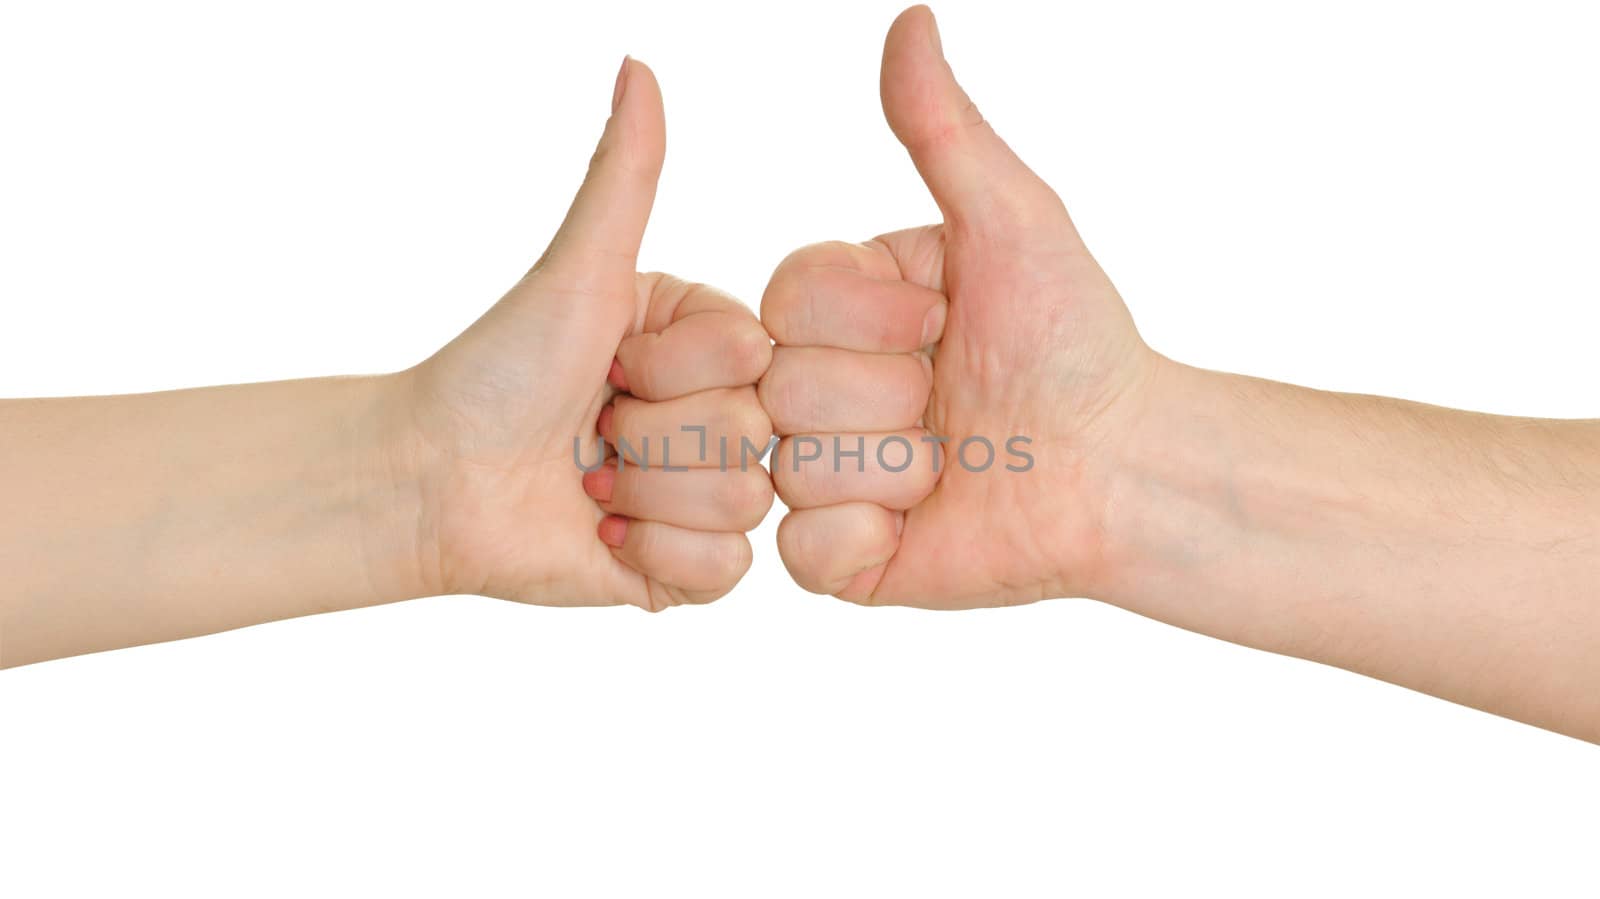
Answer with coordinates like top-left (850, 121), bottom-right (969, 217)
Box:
top-left (790, 265), bottom-right (846, 349)
top-left (768, 433), bottom-right (936, 511)
top-left (891, 448), bottom-right (941, 510)
top-left (767, 255), bottom-right (938, 355)
top-left (763, 251), bottom-right (816, 346)
top-left (725, 387), bottom-right (773, 451)
top-left (870, 353), bottom-right (932, 429)
top-left (729, 533), bottom-right (755, 582)
top-left (697, 533), bottom-right (752, 596)
top-left (730, 316), bottom-right (775, 385)
top-left (718, 467), bottom-right (774, 532)
top-left (786, 506), bottom-right (898, 597)
top-left (624, 312), bottom-right (767, 399)
top-left (776, 514), bottom-right (828, 594)
top-left (770, 439), bottom-right (811, 507)
top-left (606, 388), bottom-right (766, 457)
top-left (760, 347), bottom-right (929, 436)
top-left (842, 279), bottom-right (907, 351)
top-left (756, 357), bottom-right (810, 437)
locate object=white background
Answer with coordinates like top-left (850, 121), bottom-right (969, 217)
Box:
top-left (2, 0), bottom-right (1597, 895)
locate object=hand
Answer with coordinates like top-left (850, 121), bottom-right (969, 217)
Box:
top-left (761, 7), bottom-right (1156, 608)
top-left (394, 58), bottom-right (773, 610)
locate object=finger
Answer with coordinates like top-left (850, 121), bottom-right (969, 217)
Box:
top-left (614, 274), bottom-right (772, 401)
top-left (584, 462), bottom-right (774, 532)
top-left (600, 387), bottom-right (772, 467)
top-left (777, 503), bottom-right (900, 599)
top-left (599, 517), bottom-right (753, 604)
top-left (533, 57), bottom-right (666, 284)
top-left (760, 347), bottom-right (930, 436)
top-left (761, 240), bottom-right (947, 352)
top-left (771, 430), bottom-right (941, 511)
top-left (879, 6), bottom-right (1063, 231)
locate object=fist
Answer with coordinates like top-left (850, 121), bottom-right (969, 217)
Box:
top-left (397, 58), bottom-right (773, 611)
top-left (761, 7), bottom-right (1158, 608)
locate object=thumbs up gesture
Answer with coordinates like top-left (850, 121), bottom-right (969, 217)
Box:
top-left (761, 7), bottom-right (1158, 608)
top-left (401, 58), bottom-right (773, 610)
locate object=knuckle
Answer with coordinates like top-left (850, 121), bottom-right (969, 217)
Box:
top-left (759, 253), bottom-right (802, 326)
top-left (769, 243), bottom-right (826, 283)
top-left (727, 320), bottom-right (773, 382)
top-left (743, 471), bottom-right (777, 527)
top-left (728, 535), bottom-right (754, 580)
top-left (760, 278), bottom-right (804, 345)
top-left (585, 141), bottom-right (615, 175)
top-left (776, 513), bottom-right (829, 594)
top-left (725, 387), bottom-right (772, 447)
top-left (759, 355), bottom-right (812, 435)
top-left (762, 242), bottom-right (838, 342)
top-left (771, 473), bottom-right (799, 508)
top-left (896, 357), bottom-right (933, 419)
top-left (599, 127), bottom-right (664, 180)
top-left (903, 451), bottom-right (942, 505)
top-left (769, 440), bottom-right (804, 506)
top-left (756, 371), bottom-right (781, 432)
top-left (717, 470), bottom-right (772, 528)
top-left (705, 533), bottom-right (752, 583)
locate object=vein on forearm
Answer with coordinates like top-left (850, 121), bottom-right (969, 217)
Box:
top-left (1103, 363), bottom-right (1600, 738)
top-left (0, 377), bottom-right (413, 666)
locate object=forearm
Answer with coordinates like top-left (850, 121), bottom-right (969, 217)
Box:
top-left (0, 374), bottom-right (428, 666)
top-left (1099, 359), bottom-right (1600, 740)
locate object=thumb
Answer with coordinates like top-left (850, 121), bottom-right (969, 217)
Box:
top-left (880, 6), bottom-right (1057, 229)
top-left (536, 56), bottom-right (666, 279)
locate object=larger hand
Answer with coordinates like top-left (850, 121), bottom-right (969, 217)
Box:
top-left (761, 7), bottom-right (1154, 608)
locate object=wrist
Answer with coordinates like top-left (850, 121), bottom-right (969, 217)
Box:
top-left (349, 370), bottom-right (446, 603)
top-left (1026, 347), bottom-right (1187, 605)
top-left (1086, 359), bottom-right (1362, 653)
top-left (1084, 358), bottom-right (1239, 612)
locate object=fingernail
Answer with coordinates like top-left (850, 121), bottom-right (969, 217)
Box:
top-left (582, 464), bottom-right (616, 503)
top-left (921, 304), bottom-right (946, 346)
top-left (927, 9), bottom-right (944, 56)
top-left (596, 403), bottom-right (616, 440)
top-left (598, 514), bottom-right (628, 548)
top-left (607, 358), bottom-right (629, 392)
top-left (611, 56), bottom-right (630, 114)
top-left (895, 512), bottom-right (906, 537)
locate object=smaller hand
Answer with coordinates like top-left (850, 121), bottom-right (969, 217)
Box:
top-left (394, 58), bottom-right (773, 611)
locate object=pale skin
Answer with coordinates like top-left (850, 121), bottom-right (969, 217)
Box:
top-left (0, 58), bottom-right (775, 667)
top-left (765, 6), bottom-right (1600, 742)
top-left (2, 10), bottom-right (1596, 745)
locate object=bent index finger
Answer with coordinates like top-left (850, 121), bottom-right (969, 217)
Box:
top-left (761, 237), bottom-right (948, 352)
top-left (615, 274), bottom-right (772, 401)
